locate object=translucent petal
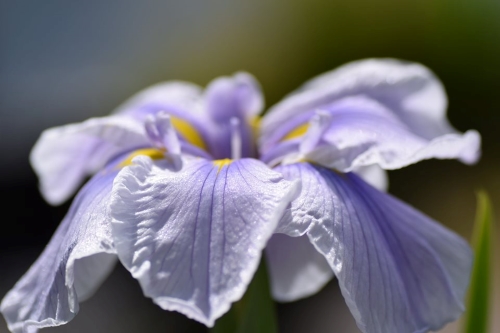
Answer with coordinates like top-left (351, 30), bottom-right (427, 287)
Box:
top-left (265, 234), bottom-right (333, 302)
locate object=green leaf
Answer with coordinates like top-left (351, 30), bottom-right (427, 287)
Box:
top-left (463, 190), bottom-right (494, 333)
top-left (210, 257), bottom-right (278, 333)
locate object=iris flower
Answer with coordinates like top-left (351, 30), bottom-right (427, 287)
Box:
top-left (1, 59), bottom-right (480, 333)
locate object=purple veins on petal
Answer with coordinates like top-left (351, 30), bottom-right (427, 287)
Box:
top-left (109, 156), bottom-right (300, 326)
top-left (274, 162), bottom-right (472, 333)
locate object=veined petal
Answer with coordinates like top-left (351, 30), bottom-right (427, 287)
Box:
top-left (1, 169), bottom-right (118, 333)
top-left (265, 234), bottom-right (333, 302)
top-left (109, 156), bottom-right (300, 326)
top-left (260, 59), bottom-right (480, 168)
top-left (264, 96), bottom-right (480, 171)
top-left (30, 115), bottom-right (149, 205)
top-left (276, 163), bottom-right (472, 333)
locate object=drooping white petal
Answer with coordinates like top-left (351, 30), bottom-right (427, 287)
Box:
top-left (276, 163), bottom-right (472, 333)
top-left (30, 115), bottom-right (148, 205)
top-left (110, 156), bottom-right (300, 326)
top-left (265, 234), bottom-right (333, 302)
top-left (1, 170), bottom-right (118, 333)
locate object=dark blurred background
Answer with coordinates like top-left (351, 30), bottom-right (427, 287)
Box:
top-left (1, 1), bottom-right (499, 332)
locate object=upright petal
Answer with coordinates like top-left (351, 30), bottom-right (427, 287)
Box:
top-left (202, 73), bottom-right (264, 159)
top-left (265, 234), bottom-right (333, 302)
top-left (276, 163), bottom-right (472, 333)
top-left (110, 157), bottom-right (299, 326)
top-left (204, 72), bottom-right (263, 121)
top-left (30, 115), bottom-right (149, 205)
top-left (1, 169), bottom-right (118, 333)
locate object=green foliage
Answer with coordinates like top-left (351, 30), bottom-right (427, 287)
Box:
top-left (210, 258), bottom-right (278, 333)
top-left (463, 191), bottom-right (494, 333)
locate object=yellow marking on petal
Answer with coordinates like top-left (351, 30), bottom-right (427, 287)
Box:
top-left (213, 158), bottom-right (232, 173)
top-left (119, 148), bottom-right (165, 168)
top-left (250, 116), bottom-right (261, 138)
top-left (281, 123), bottom-right (309, 141)
top-left (170, 116), bottom-right (206, 150)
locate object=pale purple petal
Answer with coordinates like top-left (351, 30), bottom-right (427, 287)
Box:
top-left (352, 164), bottom-right (388, 192)
top-left (30, 115), bottom-right (149, 205)
top-left (204, 72), bottom-right (263, 121)
top-left (265, 234), bottom-right (333, 302)
top-left (109, 156), bottom-right (299, 326)
top-left (1, 169), bottom-right (118, 333)
top-left (114, 81), bottom-right (203, 121)
top-left (202, 73), bottom-right (263, 159)
top-left (263, 58), bottom-right (453, 144)
top-left (276, 163), bottom-right (472, 333)
top-left (260, 59), bottom-right (480, 169)
top-left (265, 96), bottom-right (480, 171)
top-left (114, 75), bottom-right (263, 159)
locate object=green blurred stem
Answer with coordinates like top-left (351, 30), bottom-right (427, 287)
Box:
top-left (210, 256), bottom-right (278, 333)
top-left (463, 191), bottom-right (494, 333)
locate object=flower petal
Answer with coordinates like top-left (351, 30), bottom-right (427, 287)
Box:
top-left (204, 72), bottom-right (263, 121)
top-left (30, 115), bottom-right (149, 205)
top-left (202, 73), bottom-right (263, 159)
top-left (114, 81), bottom-right (203, 121)
top-left (276, 162), bottom-right (472, 333)
top-left (260, 59), bottom-right (480, 168)
top-left (263, 96), bottom-right (480, 171)
top-left (265, 234), bottom-right (333, 302)
top-left (1, 170), bottom-right (118, 333)
top-left (109, 156), bottom-right (299, 326)
top-left (263, 58), bottom-right (451, 143)
top-left (352, 164), bottom-right (388, 192)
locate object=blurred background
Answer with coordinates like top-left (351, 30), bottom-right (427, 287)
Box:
top-left (1, 0), bottom-right (499, 332)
